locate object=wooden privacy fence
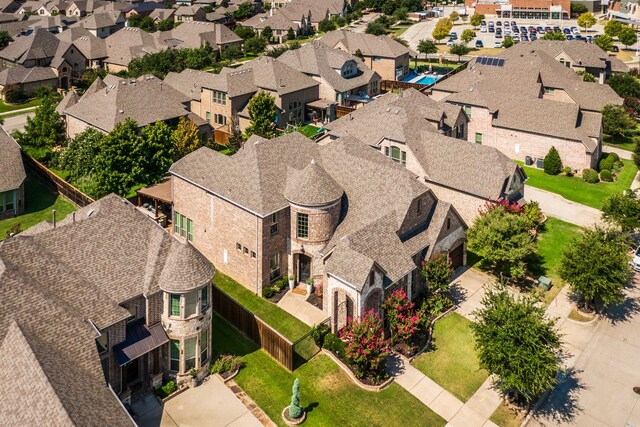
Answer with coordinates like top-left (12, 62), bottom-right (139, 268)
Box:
top-left (381, 79), bottom-right (431, 93)
top-left (22, 153), bottom-right (94, 207)
top-left (335, 105), bottom-right (356, 118)
top-left (212, 285), bottom-right (295, 371)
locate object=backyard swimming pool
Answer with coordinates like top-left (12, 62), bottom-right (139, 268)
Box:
top-left (402, 71), bottom-right (442, 86)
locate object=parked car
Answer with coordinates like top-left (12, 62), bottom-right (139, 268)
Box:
top-left (494, 41), bottom-right (503, 48)
top-left (513, 26), bottom-right (519, 33)
top-left (489, 26), bottom-right (495, 33)
top-left (553, 26), bottom-right (561, 32)
top-left (632, 246), bottom-right (640, 270)
top-left (447, 39), bottom-right (455, 46)
top-left (496, 20), bottom-right (502, 26)
top-left (496, 32), bottom-right (503, 38)
top-left (563, 28), bottom-right (571, 34)
top-left (511, 21), bottom-right (517, 27)
top-left (572, 27), bottom-right (580, 34)
top-left (481, 20), bottom-right (487, 26)
top-left (612, 45), bottom-right (620, 52)
top-left (476, 39), bottom-right (484, 48)
top-left (530, 34), bottom-right (537, 40)
top-left (521, 34), bottom-right (529, 41)
top-left (480, 26), bottom-right (487, 32)
top-left (566, 34), bottom-right (574, 40)
top-left (513, 34), bottom-right (520, 41)
top-left (520, 26), bottom-right (527, 33)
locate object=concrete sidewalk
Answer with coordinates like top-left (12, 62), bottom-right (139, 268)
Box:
top-left (603, 144), bottom-right (633, 160)
top-left (525, 186), bottom-right (601, 227)
top-left (277, 290), bottom-right (327, 326)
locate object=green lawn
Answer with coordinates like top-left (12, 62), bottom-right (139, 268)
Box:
top-left (519, 159), bottom-right (638, 209)
top-left (412, 313), bottom-right (488, 402)
top-left (489, 401), bottom-right (526, 427)
top-left (389, 24), bottom-right (412, 37)
top-left (0, 98), bottom-right (42, 114)
top-left (213, 273), bottom-right (311, 342)
top-left (603, 133), bottom-right (636, 152)
top-left (214, 315), bottom-right (446, 427)
top-left (0, 174), bottom-right (76, 240)
top-left (297, 124), bottom-right (324, 139)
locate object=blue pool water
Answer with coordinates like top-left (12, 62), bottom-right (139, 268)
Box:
top-left (402, 71), bottom-right (442, 86)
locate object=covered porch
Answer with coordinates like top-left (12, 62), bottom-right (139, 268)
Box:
top-left (136, 177), bottom-right (172, 229)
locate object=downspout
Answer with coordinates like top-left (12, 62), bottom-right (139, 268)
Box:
top-left (256, 214), bottom-right (259, 295)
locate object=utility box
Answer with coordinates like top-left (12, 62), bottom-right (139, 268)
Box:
top-left (525, 156), bottom-right (532, 166)
top-left (536, 158), bottom-right (544, 169)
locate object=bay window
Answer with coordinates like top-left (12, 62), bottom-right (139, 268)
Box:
top-left (185, 291), bottom-right (197, 317)
top-left (170, 340), bottom-right (180, 371)
top-left (185, 337), bottom-right (196, 371)
top-left (200, 330), bottom-right (208, 364)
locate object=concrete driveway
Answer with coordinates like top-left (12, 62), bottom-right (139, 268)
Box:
top-left (529, 278), bottom-right (640, 426)
top-left (134, 376), bottom-right (263, 427)
top-left (1, 112), bottom-right (32, 134)
top-left (525, 186), bottom-right (601, 228)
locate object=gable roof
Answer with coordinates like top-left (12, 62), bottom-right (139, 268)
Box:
top-left (319, 29), bottom-right (409, 59)
top-left (0, 27), bottom-right (71, 63)
top-left (63, 74), bottom-right (190, 132)
top-left (324, 89), bottom-right (520, 200)
top-left (56, 26), bottom-right (107, 59)
top-left (0, 63), bottom-right (57, 85)
top-left (0, 128), bottom-right (26, 192)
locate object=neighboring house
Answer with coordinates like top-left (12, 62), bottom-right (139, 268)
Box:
top-left (17, 0), bottom-right (48, 15)
top-left (103, 26), bottom-right (164, 72)
top-left (75, 9), bottom-right (125, 38)
top-left (65, 0), bottom-right (109, 17)
top-left (319, 29), bottom-right (411, 81)
top-left (164, 56), bottom-right (320, 134)
top-left (56, 26), bottom-right (108, 68)
top-left (0, 28), bottom-right (87, 88)
top-left (0, 194), bottom-right (216, 424)
top-left (468, 0), bottom-right (570, 19)
top-left (430, 51), bottom-right (622, 171)
top-left (170, 132), bottom-right (467, 330)
top-left (501, 40), bottom-right (628, 83)
top-left (174, 5), bottom-right (206, 22)
top-left (0, 0), bottom-right (23, 14)
top-left (34, 0), bottom-right (69, 17)
top-left (277, 41), bottom-right (381, 109)
top-left (27, 14), bottom-right (79, 33)
top-left (0, 64), bottom-right (58, 98)
top-left (0, 128), bottom-right (26, 219)
top-left (322, 89), bottom-right (526, 224)
top-left (62, 74), bottom-right (211, 139)
top-left (149, 7), bottom-right (176, 22)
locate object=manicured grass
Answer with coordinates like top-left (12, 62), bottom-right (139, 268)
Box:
top-left (603, 133), bottom-right (636, 152)
top-left (0, 98), bottom-right (41, 114)
top-left (518, 160), bottom-right (638, 209)
top-left (489, 401), bottom-right (526, 427)
top-left (389, 24), bottom-right (412, 37)
top-left (568, 308), bottom-right (594, 322)
top-left (0, 174), bottom-right (76, 240)
top-left (297, 124), bottom-right (323, 139)
top-left (412, 313), bottom-right (488, 402)
top-left (213, 315), bottom-right (446, 427)
top-left (213, 272), bottom-right (310, 342)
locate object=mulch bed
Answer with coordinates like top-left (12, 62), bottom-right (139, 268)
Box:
top-left (391, 329), bottom-right (430, 359)
top-left (330, 350), bottom-right (389, 386)
top-left (267, 287), bottom-right (289, 304)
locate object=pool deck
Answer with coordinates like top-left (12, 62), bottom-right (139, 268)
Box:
top-left (403, 73), bottom-right (442, 85)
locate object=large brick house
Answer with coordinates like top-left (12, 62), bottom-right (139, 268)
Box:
top-left (323, 89), bottom-right (526, 224)
top-left (0, 128), bottom-right (25, 220)
top-left (0, 194), bottom-right (215, 425)
top-left (430, 50), bottom-right (622, 171)
top-left (170, 132), bottom-right (467, 330)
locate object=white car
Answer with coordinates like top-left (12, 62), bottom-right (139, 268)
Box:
top-left (480, 26), bottom-right (487, 33)
top-left (633, 246), bottom-right (640, 270)
top-left (572, 27), bottom-right (580, 34)
top-left (494, 41), bottom-right (503, 48)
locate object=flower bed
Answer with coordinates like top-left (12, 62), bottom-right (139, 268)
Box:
top-left (321, 348), bottom-right (394, 391)
top-left (210, 354), bottom-right (244, 382)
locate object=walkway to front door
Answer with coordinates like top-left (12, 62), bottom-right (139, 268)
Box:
top-left (277, 289), bottom-right (327, 327)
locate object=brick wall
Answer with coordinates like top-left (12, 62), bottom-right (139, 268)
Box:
top-left (146, 291), bottom-right (163, 326)
top-left (104, 320), bottom-right (126, 393)
top-left (260, 207), bottom-right (289, 288)
top-left (427, 183), bottom-right (487, 225)
top-left (290, 202), bottom-right (340, 245)
top-left (398, 192), bottom-right (438, 236)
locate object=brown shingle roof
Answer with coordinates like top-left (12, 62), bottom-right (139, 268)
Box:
top-left (0, 128), bottom-right (26, 192)
top-left (284, 159), bottom-right (343, 207)
top-left (319, 29), bottom-right (409, 59)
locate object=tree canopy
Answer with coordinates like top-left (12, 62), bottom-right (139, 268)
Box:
top-left (172, 116), bottom-right (201, 159)
top-left (602, 190), bottom-right (640, 232)
top-left (577, 12), bottom-right (596, 31)
top-left (417, 38), bottom-right (438, 56)
top-left (541, 31), bottom-right (567, 41)
top-left (14, 95), bottom-right (66, 161)
top-left (432, 18), bottom-right (452, 42)
top-left (472, 286), bottom-right (562, 405)
top-left (594, 34), bottom-right (614, 52)
top-left (602, 104), bottom-right (636, 136)
top-left (469, 13), bottom-right (484, 28)
top-left (604, 20), bottom-right (623, 38)
top-left (450, 43), bottom-right (470, 61)
top-left (246, 91), bottom-right (276, 138)
top-left (461, 29), bottom-right (475, 45)
top-left (619, 26), bottom-right (638, 47)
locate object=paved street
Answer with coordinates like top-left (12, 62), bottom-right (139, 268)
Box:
top-left (603, 145), bottom-right (633, 161)
top-left (530, 278), bottom-right (640, 426)
top-left (525, 186), bottom-right (601, 228)
top-left (1, 112), bottom-right (32, 134)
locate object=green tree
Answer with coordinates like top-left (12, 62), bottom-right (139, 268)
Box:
top-left (235, 1), bottom-right (256, 19)
top-left (94, 119), bottom-right (144, 197)
top-left (502, 36), bottom-right (514, 48)
top-left (128, 13), bottom-right (142, 27)
top-left (602, 190), bottom-right (640, 232)
top-left (227, 115), bottom-right (244, 153)
top-left (466, 203), bottom-right (535, 281)
top-left (461, 29), bottom-right (475, 45)
top-left (58, 128), bottom-right (103, 181)
top-left (432, 18), bottom-right (452, 43)
top-left (246, 91), bottom-right (276, 138)
top-left (571, 2), bottom-right (588, 15)
top-left (14, 95), bottom-right (66, 156)
top-left (594, 34), bottom-right (614, 52)
top-left (221, 46), bottom-right (243, 61)
top-left (543, 146), bottom-right (563, 175)
top-left (606, 73), bottom-right (640, 99)
top-left (449, 11), bottom-right (459, 22)
top-left (417, 38), bottom-right (438, 57)
top-left (604, 20), bottom-right (623, 38)
top-left (393, 6), bottom-right (409, 22)
top-left (450, 43), bottom-right (470, 61)
top-left (139, 121), bottom-right (175, 184)
top-left (289, 379), bottom-right (302, 419)
top-left (365, 21), bottom-right (387, 35)
top-left (469, 13), bottom-right (484, 28)
top-left (602, 104), bottom-right (636, 136)
top-left (576, 71), bottom-right (597, 82)
top-left (244, 36), bottom-right (267, 54)
top-left (156, 18), bottom-right (174, 31)
top-left (319, 18), bottom-right (337, 33)
top-left (139, 16), bottom-right (155, 32)
top-left (421, 252), bottom-right (453, 293)
top-left (261, 25), bottom-right (273, 41)
top-left (172, 116), bottom-right (201, 159)
top-left (577, 12), bottom-right (596, 32)
top-left (472, 286), bottom-right (562, 404)
top-left (287, 27), bottom-right (296, 41)
top-left (619, 26), bottom-right (638, 48)
top-left (0, 30), bottom-right (12, 49)
top-left (541, 31), bottom-right (566, 41)
top-left (559, 227), bottom-right (630, 310)
top-left (234, 25), bottom-right (255, 40)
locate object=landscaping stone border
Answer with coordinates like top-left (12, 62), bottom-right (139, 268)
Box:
top-left (216, 367), bottom-right (240, 383)
top-left (158, 385), bottom-right (189, 404)
top-left (321, 349), bottom-right (394, 391)
top-left (566, 312), bottom-right (600, 326)
top-left (225, 379), bottom-right (277, 427)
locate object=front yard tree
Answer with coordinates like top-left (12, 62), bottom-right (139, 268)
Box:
top-left (542, 31), bottom-right (566, 41)
top-left (417, 38), bottom-right (438, 58)
top-left (287, 27), bottom-right (295, 41)
top-left (450, 43), bottom-right (470, 61)
top-left (559, 227), bottom-right (630, 310)
top-left (466, 202), bottom-right (535, 281)
top-left (244, 36), bottom-right (267, 54)
top-left (602, 190), bottom-right (640, 232)
top-left (472, 286), bottom-right (562, 405)
top-left (94, 118), bottom-right (144, 197)
top-left (246, 90), bottom-right (276, 138)
top-left (619, 26), bottom-right (638, 49)
top-left (469, 13), bottom-right (484, 28)
top-left (595, 34), bottom-right (614, 52)
top-left (602, 104), bottom-right (636, 136)
top-left (261, 25), bottom-right (273, 42)
top-left (604, 20), bottom-right (623, 38)
top-left (461, 29), bottom-right (475, 45)
top-left (339, 310), bottom-right (389, 382)
top-left (422, 252), bottom-right (453, 293)
top-left (14, 94), bottom-right (66, 153)
top-left (543, 146), bottom-right (563, 175)
top-left (577, 12), bottom-right (596, 32)
top-left (172, 116), bottom-right (201, 159)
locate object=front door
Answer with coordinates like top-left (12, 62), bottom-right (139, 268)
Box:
top-left (124, 359), bottom-right (140, 387)
top-left (298, 254), bottom-right (311, 284)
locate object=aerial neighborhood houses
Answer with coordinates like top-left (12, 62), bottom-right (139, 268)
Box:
top-left (430, 41), bottom-right (624, 171)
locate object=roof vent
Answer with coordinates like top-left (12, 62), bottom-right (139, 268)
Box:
top-left (119, 109), bottom-right (124, 113)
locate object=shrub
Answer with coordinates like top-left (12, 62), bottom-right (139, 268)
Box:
top-left (310, 323), bottom-right (330, 347)
top-left (339, 310), bottom-right (389, 382)
top-left (543, 146), bottom-right (563, 175)
top-left (599, 154), bottom-right (615, 172)
top-left (523, 201), bottom-right (543, 230)
top-left (614, 160), bottom-right (624, 171)
top-left (155, 380), bottom-right (177, 398)
top-left (563, 166), bottom-right (573, 177)
top-left (608, 152), bottom-right (621, 162)
top-left (262, 287), bottom-right (275, 298)
top-left (322, 333), bottom-right (346, 357)
top-left (2, 84), bottom-right (28, 104)
top-left (419, 292), bottom-right (453, 319)
top-left (422, 253), bottom-right (453, 293)
top-left (381, 289), bottom-right (419, 344)
top-left (289, 379), bottom-right (302, 419)
top-left (210, 354), bottom-right (244, 374)
top-left (600, 169), bottom-right (613, 182)
top-left (582, 168), bottom-right (599, 183)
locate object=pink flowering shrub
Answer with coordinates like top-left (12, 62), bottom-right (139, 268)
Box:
top-left (381, 289), bottom-right (420, 344)
top-left (339, 309), bottom-right (388, 382)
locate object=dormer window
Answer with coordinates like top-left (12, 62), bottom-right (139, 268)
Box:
top-left (342, 62), bottom-right (355, 77)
